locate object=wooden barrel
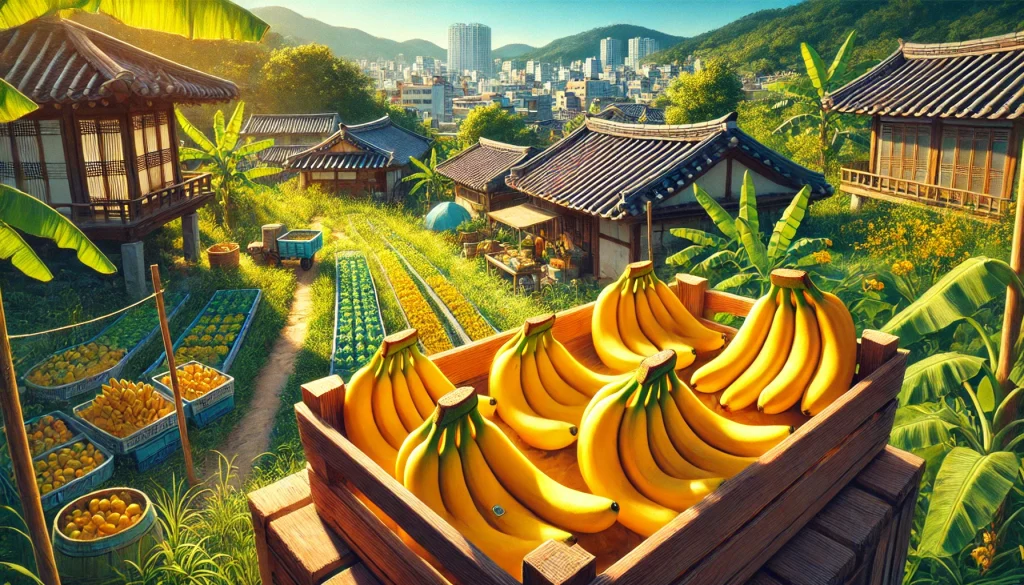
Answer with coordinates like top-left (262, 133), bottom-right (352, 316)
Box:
top-left (208, 242), bottom-right (240, 269)
top-left (52, 487), bottom-right (163, 584)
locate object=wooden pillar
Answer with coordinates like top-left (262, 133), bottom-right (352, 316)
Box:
top-left (996, 134), bottom-right (1024, 391)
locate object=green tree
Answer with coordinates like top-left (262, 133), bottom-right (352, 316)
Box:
top-left (655, 59), bottom-right (744, 124)
top-left (259, 44), bottom-right (380, 123)
top-left (457, 103), bottom-right (539, 149)
top-left (561, 113), bottom-right (586, 135)
top-left (588, 100), bottom-right (602, 115)
top-left (176, 101), bottom-right (282, 230)
top-left (403, 148), bottom-right (452, 214)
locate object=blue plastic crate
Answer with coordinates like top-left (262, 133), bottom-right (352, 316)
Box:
top-left (191, 394), bottom-right (234, 428)
top-left (129, 426), bottom-right (182, 473)
top-left (152, 361), bottom-right (235, 428)
top-left (0, 439), bottom-right (115, 512)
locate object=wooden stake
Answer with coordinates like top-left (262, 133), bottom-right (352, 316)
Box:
top-left (997, 136), bottom-right (1024, 392)
top-left (646, 201), bottom-right (653, 263)
top-left (0, 288), bottom-right (61, 585)
top-left (151, 265), bottom-right (198, 486)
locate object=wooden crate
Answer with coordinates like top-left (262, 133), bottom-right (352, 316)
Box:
top-left (293, 274), bottom-right (909, 585)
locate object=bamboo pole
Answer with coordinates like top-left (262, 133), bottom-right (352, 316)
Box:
top-left (0, 288), bottom-right (61, 585)
top-left (996, 136), bottom-right (1024, 392)
top-left (150, 265), bottom-right (198, 486)
top-left (647, 201), bottom-right (654, 262)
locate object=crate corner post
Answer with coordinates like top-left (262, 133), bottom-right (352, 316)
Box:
top-left (523, 540), bottom-right (596, 585)
top-left (302, 375), bottom-right (346, 431)
top-left (675, 273), bottom-right (708, 317)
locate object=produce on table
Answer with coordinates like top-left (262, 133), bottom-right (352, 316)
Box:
top-left (489, 314), bottom-right (622, 450)
top-left (399, 387), bottom-right (618, 579)
top-left (20, 441), bottom-right (105, 495)
top-left (343, 329), bottom-right (496, 475)
top-left (578, 351), bottom-right (791, 536)
top-left (592, 261), bottom-right (724, 373)
top-left (690, 270), bottom-right (857, 415)
top-left (334, 254), bottom-right (386, 373)
top-left (78, 379), bottom-right (173, 438)
top-left (159, 363), bottom-right (228, 401)
top-left (60, 490), bottom-right (144, 540)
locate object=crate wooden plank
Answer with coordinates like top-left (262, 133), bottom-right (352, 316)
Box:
top-left (323, 562), bottom-right (382, 585)
top-left (302, 375), bottom-right (345, 431)
top-left (249, 470), bottom-right (312, 585)
top-left (523, 540), bottom-right (597, 585)
top-left (271, 549), bottom-right (302, 585)
top-left (884, 485), bottom-right (919, 585)
top-left (670, 401), bottom-right (896, 585)
top-left (853, 446), bottom-right (925, 505)
top-left (745, 572), bottom-right (785, 585)
top-left (809, 488), bottom-right (892, 562)
top-left (269, 503), bottom-right (355, 585)
top-left (764, 529), bottom-right (857, 585)
top-left (702, 289), bottom-right (755, 318)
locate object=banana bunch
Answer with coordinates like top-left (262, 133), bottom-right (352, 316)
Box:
top-left (690, 270), bottom-right (857, 416)
top-left (578, 350), bottom-right (791, 536)
top-left (344, 329), bottom-right (497, 475)
top-left (400, 387), bottom-right (619, 579)
top-left (489, 314), bottom-right (623, 451)
top-left (592, 261), bottom-right (724, 373)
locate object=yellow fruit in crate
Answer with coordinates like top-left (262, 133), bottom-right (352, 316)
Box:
top-left (21, 415), bottom-right (74, 457)
top-left (78, 380), bottom-right (172, 437)
top-left (14, 442), bottom-right (104, 497)
top-left (61, 492), bottom-right (145, 541)
top-left (161, 363), bottom-right (228, 401)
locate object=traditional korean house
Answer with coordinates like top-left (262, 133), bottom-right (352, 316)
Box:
top-left (284, 115), bottom-right (431, 198)
top-left (239, 113), bottom-right (340, 166)
top-left (0, 17), bottom-right (237, 295)
top-left (597, 103), bottom-right (666, 124)
top-left (435, 138), bottom-right (538, 218)
top-left (828, 33), bottom-right (1024, 219)
top-left (505, 113), bottom-right (832, 279)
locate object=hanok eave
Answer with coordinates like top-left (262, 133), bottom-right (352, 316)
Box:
top-left (239, 113), bottom-right (341, 167)
top-left (827, 33), bottom-right (1024, 219)
top-left (505, 113), bottom-right (832, 279)
top-left (435, 137), bottom-right (538, 218)
top-left (284, 115), bottom-right (431, 199)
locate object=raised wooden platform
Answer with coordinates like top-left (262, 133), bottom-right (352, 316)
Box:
top-left (250, 446), bottom-right (923, 585)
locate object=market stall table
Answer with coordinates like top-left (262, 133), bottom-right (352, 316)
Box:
top-left (485, 252), bottom-right (544, 293)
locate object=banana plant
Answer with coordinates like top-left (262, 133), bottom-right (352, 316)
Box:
top-left (176, 101), bottom-right (282, 230)
top-left (403, 148), bottom-right (451, 212)
top-left (665, 170), bottom-right (830, 296)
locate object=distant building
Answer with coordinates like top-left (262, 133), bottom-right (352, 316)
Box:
top-left (627, 37), bottom-right (659, 69)
top-left (554, 91), bottom-right (582, 113)
top-left (509, 93), bottom-right (552, 121)
top-left (565, 79), bottom-right (612, 109)
top-left (239, 113), bottom-right (342, 166)
top-left (399, 77), bottom-right (453, 122)
top-left (452, 94), bottom-right (512, 120)
top-left (584, 57), bottom-right (602, 79)
top-left (535, 62), bottom-right (554, 83)
top-left (448, 23), bottom-right (491, 76)
top-left (596, 103), bottom-right (665, 124)
top-left (436, 138), bottom-right (539, 217)
top-left (600, 37), bottom-right (623, 68)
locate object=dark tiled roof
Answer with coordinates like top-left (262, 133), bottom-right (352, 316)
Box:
top-left (0, 17), bottom-right (237, 105)
top-left (258, 145), bottom-right (311, 165)
top-left (240, 114), bottom-right (340, 136)
top-left (598, 103), bottom-right (666, 124)
top-left (287, 152), bottom-right (390, 170)
top-left (436, 138), bottom-right (537, 192)
top-left (506, 113), bottom-right (831, 219)
top-left (828, 32), bottom-right (1024, 119)
top-left (284, 115), bottom-right (431, 171)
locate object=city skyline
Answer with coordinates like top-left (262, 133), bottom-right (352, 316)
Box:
top-left (232, 0), bottom-right (803, 48)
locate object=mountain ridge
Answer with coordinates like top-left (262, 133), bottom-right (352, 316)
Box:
top-left (521, 24), bottom-right (684, 64)
top-left (493, 43), bottom-right (536, 59)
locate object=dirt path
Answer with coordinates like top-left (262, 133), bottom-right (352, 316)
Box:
top-left (205, 262), bottom-right (318, 483)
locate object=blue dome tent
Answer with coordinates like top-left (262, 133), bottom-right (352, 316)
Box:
top-left (424, 202), bottom-right (471, 232)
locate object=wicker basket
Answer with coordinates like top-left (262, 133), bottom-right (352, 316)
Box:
top-left (207, 243), bottom-right (240, 269)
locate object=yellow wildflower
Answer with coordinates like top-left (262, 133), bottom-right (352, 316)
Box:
top-left (812, 250), bottom-right (832, 264)
top-left (891, 260), bottom-right (914, 277)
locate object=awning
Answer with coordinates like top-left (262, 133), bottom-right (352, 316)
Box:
top-left (487, 204), bottom-right (559, 230)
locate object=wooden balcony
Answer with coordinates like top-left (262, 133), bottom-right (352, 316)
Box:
top-left (840, 167), bottom-right (1012, 219)
top-left (55, 173), bottom-right (216, 241)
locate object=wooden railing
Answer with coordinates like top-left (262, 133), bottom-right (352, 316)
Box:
top-left (56, 173), bottom-right (214, 225)
top-left (840, 167), bottom-right (1012, 218)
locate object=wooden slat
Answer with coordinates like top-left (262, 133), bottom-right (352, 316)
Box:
top-left (272, 549), bottom-right (303, 585)
top-left (268, 503), bottom-right (355, 585)
top-left (250, 470), bottom-right (312, 585)
top-left (592, 348), bottom-right (907, 585)
top-left (764, 530), bottom-right (857, 585)
top-left (298, 403), bottom-right (521, 585)
top-left (703, 289), bottom-right (755, 318)
top-left (523, 540), bottom-right (597, 585)
top-left (302, 375), bottom-right (346, 431)
top-left (323, 563), bottom-right (383, 585)
top-left (675, 274), bottom-right (707, 317)
top-left (856, 331), bottom-right (899, 382)
top-left (885, 481), bottom-right (921, 585)
top-left (745, 572), bottom-right (785, 585)
top-left (809, 488), bottom-right (892, 562)
top-left (853, 446), bottom-right (925, 505)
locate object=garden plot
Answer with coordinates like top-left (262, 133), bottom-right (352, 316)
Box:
top-left (332, 252), bottom-right (387, 377)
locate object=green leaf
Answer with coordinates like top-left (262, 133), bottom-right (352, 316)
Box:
top-left (882, 257), bottom-right (1022, 347)
top-left (785, 237), bottom-right (831, 260)
top-left (695, 249), bottom-right (738, 273)
top-left (0, 561), bottom-right (44, 585)
top-left (235, 138), bottom-right (274, 157)
top-left (666, 244), bottom-right (707, 267)
top-left (0, 78), bottom-right (37, 123)
top-left (241, 166), bottom-right (282, 180)
top-left (219, 101), bottom-right (246, 152)
top-left (899, 352), bottom-right (986, 404)
top-left (736, 217), bottom-right (768, 276)
top-left (827, 31), bottom-right (857, 84)
top-left (0, 220), bottom-right (51, 281)
top-left (693, 184), bottom-right (736, 240)
top-left (890, 403), bottom-right (960, 452)
top-left (738, 171), bottom-right (759, 237)
top-left (409, 156), bottom-right (431, 174)
top-left (767, 185), bottom-right (810, 263)
top-left (0, 185), bottom-right (115, 277)
top-left (178, 146), bottom-right (212, 162)
top-left (713, 272), bottom-right (757, 291)
top-left (668, 228), bottom-right (727, 248)
top-left (175, 108), bottom-right (215, 152)
top-left (918, 448), bottom-right (1018, 557)
top-left (212, 109), bottom-right (225, 149)
top-left (87, 0), bottom-right (269, 42)
top-left (800, 42), bottom-right (829, 98)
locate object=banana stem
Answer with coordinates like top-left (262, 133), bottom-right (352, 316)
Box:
top-left (991, 418), bottom-right (1024, 450)
top-left (963, 381), bottom-right (993, 452)
top-left (963, 316), bottom-right (999, 373)
top-left (802, 278), bottom-right (825, 303)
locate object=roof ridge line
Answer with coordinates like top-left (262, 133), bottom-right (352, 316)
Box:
top-left (478, 137), bottom-right (533, 152)
top-left (902, 30), bottom-right (1024, 58)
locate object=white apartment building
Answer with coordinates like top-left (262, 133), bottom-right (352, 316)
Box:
top-left (600, 37), bottom-right (623, 68)
top-left (584, 57), bottom-right (602, 79)
top-left (399, 79), bottom-right (452, 122)
top-left (448, 23), bottom-right (492, 76)
top-left (626, 37), bottom-right (659, 69)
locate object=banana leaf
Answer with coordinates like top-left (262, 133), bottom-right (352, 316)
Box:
top-left (175, 108), bottom-right (216, 152)
top-left (178, 147), bottom-right (212, 162)
top-left (882, 257), bottom-right (1022, 347)
top-left (668, 227), bottom-right (727, 248)
top-left (890, 403), bottom-right (961, 452)
top-left (713, 273), bottom-right (756, 291)
top-left (666, 244), bottom-right (707, 267)
top-left (827, 31), bottom-right (857, 83)
top-left (212, 109), bottom-right (225, 149)
top-left (0, 221), bottom-right (50, 280)
top-left (219, 102), bottom-right (245, 152)
top-left (693, 184), bottom-right (736, 240)
top-left (695, 249), bottom-right (738, 273)
top-left (235, 138), bottom-right (274, 158)
top-left (736, 218), bottom-right (767, 276)
top-left (242, 166), bottom-right (282, 180)
top-left (800, 42), bottom-right (829, 97)
top-left (899, 352), bottom-right (986, 404)
top-left (0, 185), bottom-right (115, 280)
top-left (918, 447), bottom-right (1018, 557)
top-left (0, 78), bottom-right (37, 123)
top-left (738, 171), bottom-right (759, 237)
top-left (766, 186), bottom-right (810, 262)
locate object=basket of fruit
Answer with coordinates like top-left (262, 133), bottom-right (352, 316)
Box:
top-left (52, 487), bottom-right (162, 584)
top-left (152, 361), bottom-right (235, 428)
top-left (0, 439), bottom-right (114, 512)
top-left (23, 295), bottom-right (189, 401)
top-left (0, 412), bottom-right (87, 471)
top-left (73, 379), bottom-right (181, 472)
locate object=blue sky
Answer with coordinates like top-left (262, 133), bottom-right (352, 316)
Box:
top-left (234, 0), bottom-right (803, 47)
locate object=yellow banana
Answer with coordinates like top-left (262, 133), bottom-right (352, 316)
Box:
top-left (396, 416), bottom-right (433, 481)
top-left (410, 345), bottom-right (456, 401)
top-left (758, 291), bottom-right (821, 414)
top-left (649, 274), bottom-right (725, 352)
top-left (592, 273), bottom-right (646, 372)
top-left (403, 355), bottom-right (437, 420)
top-left (658, 384), bottom-right (755, 477)
top-left (372, 356), bottom-right (408, 449)
top-left (671, 371), bottom-right (792, 457)
top-left (521, 338), bottom-right (586, 425)
top-left (620, 381), bottom-right (723, 510)
top-left (456, 419), bottom-right (574, 544)
top-left (437, 422), bottom-right (541, 580)
top-left (690, 285), bottom-right (780, 393)
top-left (534, 335), bottom-right (590, 406)
top-left (577, 379), bottom-right (678, 536)
top-left (720, 289), bottom-right (796, 411)
top-left (390, 353), bottom-right (423, 431)
top-left (645, 379), bottom-right (718, 479)
top-left (634, 278), bottom-right (697, 369)
top-left (402, 424), bottom-right (454, 525)
top-left (469, 408), bottom-right (618, 533)
top-left (343, 350), bottom-right (398, 474)
top-left (489, 331), bottom-right (579, 450)
top-left (541, 331), bottom-right (621, 397)
top-left (476, 394), bottom-right (498, 419)
top-left (581, 374), bottom-right (633, 425)
top-left (801, 287), bottom-right (858, 416)
top-left (617, 278), bottom-right (661, 358)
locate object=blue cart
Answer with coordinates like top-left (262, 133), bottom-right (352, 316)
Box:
top-left (273, 229), bottom-right (324, 270)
